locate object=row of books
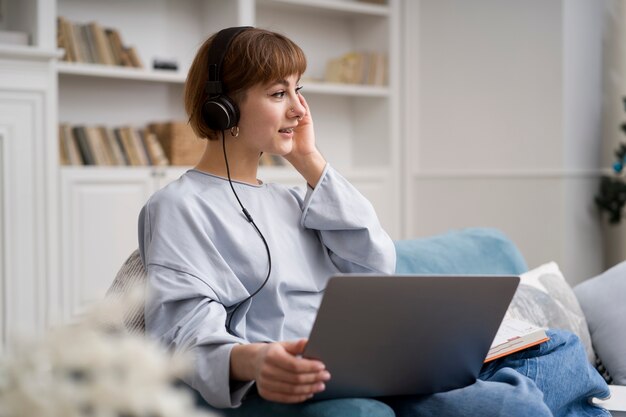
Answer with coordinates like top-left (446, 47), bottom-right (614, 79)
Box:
top-left (59, 122), bottom-right (287, 167)
top-left (325, 52), bottom-right (387, 86)
top-left (57, 16), bottom-right (143, 67)
top-left (59, 124), bottom-right (169, 167)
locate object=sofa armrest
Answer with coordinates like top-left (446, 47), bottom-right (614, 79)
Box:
top-left (594, 385), bottom-right (626, 415)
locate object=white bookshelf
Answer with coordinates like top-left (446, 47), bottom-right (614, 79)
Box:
top-left (0, 0), bottom-right (400, 330)
top-left (257, 0), bottom-right (390, 16)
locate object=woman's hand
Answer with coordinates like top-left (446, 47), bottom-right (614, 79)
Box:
top-left (284, 94), bottom-right (326, 187)
top-left (231, 339), bottom-right (330, 403)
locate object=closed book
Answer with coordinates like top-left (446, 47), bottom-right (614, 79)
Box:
top-left (85, 126), bottom-right (110, 165)
top-left (126, 46), bottom-right (143, 68)
top-left (131, 128), bottom-right (150, 165)
top-left (118, 127), bottom-right (142, 166)
top-left (81, 23), bottom-right (98, 64)
top-left (72, 126), bottom-right (95, 165)
top-left (113, 128), bottom-right (130, 165)
top-left (89, 22), bottom-right (116, 65)
top-left (58, 17), bottom-right (77, 62)
top-left (143, 131), bottom-right (169, 166)
top-left (105, 28), bottom-right (125, 66)
top-left (59, 125), bottom-right (70, 165)
top-left (59, 124), bottom-right (83, 165)
top-left (100, 126), bottom-right (125, 165)
top-left (69, 22), bottom-right (87, 63)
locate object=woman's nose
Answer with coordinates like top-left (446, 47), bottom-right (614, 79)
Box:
top-left (289, 100), bottom-right (305, 120)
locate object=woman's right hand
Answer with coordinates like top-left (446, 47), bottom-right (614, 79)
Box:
top-left (231, 339), bottom-right (331, 403)
top-left (254, 339), bottom-right (330, 403)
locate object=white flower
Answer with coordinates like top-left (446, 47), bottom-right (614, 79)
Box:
top-left (0, 287), bottom-right (217, 417)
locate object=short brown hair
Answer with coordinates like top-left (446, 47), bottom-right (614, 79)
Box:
top-left (184, 28), bottom-right (307, 140)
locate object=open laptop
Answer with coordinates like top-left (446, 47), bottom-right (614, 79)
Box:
top-left (302, 274), bottom-right (520, 400)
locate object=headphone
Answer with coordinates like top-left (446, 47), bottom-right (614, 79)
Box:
top-left (201, 27), bottom-right (272, 336)
top-left (202, 26), bottom-right (252, 131)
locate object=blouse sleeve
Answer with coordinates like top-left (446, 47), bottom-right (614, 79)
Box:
top-left (298, 164), bottom-right (396, 274)
top-left (143, 264), bottom-right (254, 408)
top-left (139, 203), bottom-right (254, 408)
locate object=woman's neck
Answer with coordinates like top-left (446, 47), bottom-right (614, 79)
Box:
top-left (194, 138), bottom-right (260, 185)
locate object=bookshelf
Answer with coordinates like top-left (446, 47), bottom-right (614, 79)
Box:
top-left (0, 0), bottom-right (399, 333)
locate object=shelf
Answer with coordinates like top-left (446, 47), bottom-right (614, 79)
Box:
top-left (56, 61), bottom-right (186, 83)
top-left (0, 45), bottom-right (63, 61)
top-left (258, 0), bottom-right (389, 17)
top-left (303, 81), bottom-right (389, 97)
top-left (56, 61), bottom-right (388, 97)
top-left (60, 165), bottom-right (391, 182)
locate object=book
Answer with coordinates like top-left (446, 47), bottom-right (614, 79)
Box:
top-left (324, 51), bottom-right (387, 86)
top-left (105, 28), bottom-right (126, 66)
top-left (118, 127), bottom-right (142, 166)
top-left (72, 126), bottom-right (95, 165)
top-left (485, 318), bottom-right (549, 363)
top-left (99, 126), bottom-right (125, 165)
top-left (143, 131), bottom-right (169, 166)
top-left (85, 126), bottom-right (111, 165)
top-left (131, 128), bottom-right (150, 165)
top-left (59, 125), bottom-right (70, 165)
top-left (59, 124), bottom-right (83, 165)
top-left (89, 22), bottom-right (116, 66)
top-left (57, 17), bottom-right (76, 62)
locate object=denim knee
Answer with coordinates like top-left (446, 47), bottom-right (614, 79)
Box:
top-left (221, 396), bottom-right (396, 417)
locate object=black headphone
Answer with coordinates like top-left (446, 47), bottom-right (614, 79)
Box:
top-left (202, 26), bottom-right (252, 131)
top-left (202, 27), bottom-right (272, 336)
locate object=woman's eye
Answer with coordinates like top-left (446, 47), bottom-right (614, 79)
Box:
top-left (295, 86), bottom-right (303, 95)
top-left (272, 91), bottom-right (286, 98)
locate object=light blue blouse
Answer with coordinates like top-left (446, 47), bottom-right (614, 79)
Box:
top-left (138, 164), bottom-right (396, 408)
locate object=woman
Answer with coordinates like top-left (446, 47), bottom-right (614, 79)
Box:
top-left (139, 27), bottom-right (610, 417)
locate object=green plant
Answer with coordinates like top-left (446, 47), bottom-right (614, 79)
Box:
top-left (595, 98), bottom-right (626, 224)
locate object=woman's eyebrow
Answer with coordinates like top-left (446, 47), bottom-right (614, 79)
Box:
top-left (273, 78), bottom-right (301, 87)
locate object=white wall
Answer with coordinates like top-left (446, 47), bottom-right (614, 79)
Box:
top-left (403, 0), bottom-right (607, 285)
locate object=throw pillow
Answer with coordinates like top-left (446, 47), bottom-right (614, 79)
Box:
top-left (505, 262), bottom-right (595, 362)
top-left (106, 249), bottom-right (146, 334)
top-left (575, 261), bottom-right (626, 385)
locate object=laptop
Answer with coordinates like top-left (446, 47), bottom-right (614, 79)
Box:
top-left (302, 274), bottom-right (520, 400)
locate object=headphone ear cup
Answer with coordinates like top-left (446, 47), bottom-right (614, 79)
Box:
top-left (202, 95), bottom-right (240, 131)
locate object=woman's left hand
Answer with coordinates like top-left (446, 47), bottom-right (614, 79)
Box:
top-left (284, 93), bottom-right (326, 187)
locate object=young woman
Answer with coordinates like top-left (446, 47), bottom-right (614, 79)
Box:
top-left (138, 27), bottom-right (610, 417)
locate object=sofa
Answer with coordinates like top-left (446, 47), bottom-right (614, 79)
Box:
top-left (111, 227), bottom-right (626, 416)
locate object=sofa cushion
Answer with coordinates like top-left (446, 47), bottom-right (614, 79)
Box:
top-left (505, 262), bottom-right (594, 362)
top-left (575, 261), bottom-right (626, 384)
top-left (106, 249), bottom-right (146, 334)
top-left (395, 228), bottom-right (528, 275)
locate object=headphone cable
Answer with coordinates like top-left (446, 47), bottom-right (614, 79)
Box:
top-left (221, 130), bottom-right (272, 334)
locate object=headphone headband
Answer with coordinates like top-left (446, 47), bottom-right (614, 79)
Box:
top-left (205, 26), bottom-right (252, 95)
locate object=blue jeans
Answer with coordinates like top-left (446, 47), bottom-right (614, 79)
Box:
top-left (203, 329), bottom-right (611, 417)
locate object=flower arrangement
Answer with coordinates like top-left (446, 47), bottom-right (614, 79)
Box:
top-left (595, 98), bottom-right (626, 224)
top-left (0, 289), bottom-right (217, 417)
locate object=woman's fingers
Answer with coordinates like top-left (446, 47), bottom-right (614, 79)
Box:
top-left (254, 341), bottom-right (331, 403)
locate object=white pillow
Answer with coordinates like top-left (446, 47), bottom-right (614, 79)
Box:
top-left (505, 262), bottom-right (595, 362)
top-left (575, 261), bottom-right (626, 384)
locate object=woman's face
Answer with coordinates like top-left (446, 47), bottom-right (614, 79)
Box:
top-left (236, 73), bottom-right (306, 156)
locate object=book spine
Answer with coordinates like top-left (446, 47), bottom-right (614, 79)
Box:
top-left (90, 22), bottom-right (116, 66)
top-left (113, 128), bottom-right (131, 165)
top-left (60, 124), bottom-right (84, 165)
top-left (72, 126), bottom-right (95, 165)
top-left (119, 127), bottom-right (141, 166)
